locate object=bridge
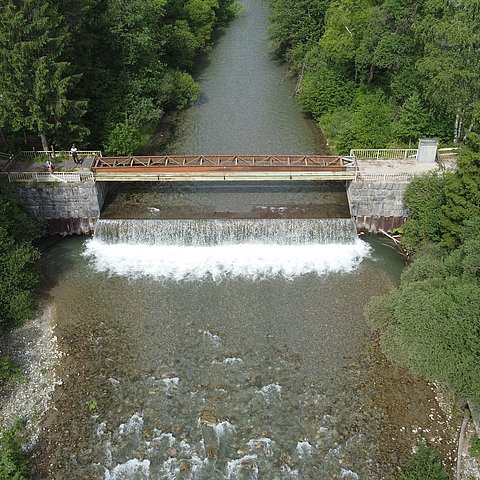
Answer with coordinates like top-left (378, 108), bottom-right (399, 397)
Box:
top-left (90, 155), bottom-right (357, 181)
top-left (0, 144), bottom-right (456, 184)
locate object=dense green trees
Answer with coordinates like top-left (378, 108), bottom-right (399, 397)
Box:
top-left (270, 0), bottom-right (480, 153)
top-left (0, 0), bottom-right (237, 154)
top-left (0, 189), bottom-right (43, 334)
top-left (0, 0), bottom-right (87, 151)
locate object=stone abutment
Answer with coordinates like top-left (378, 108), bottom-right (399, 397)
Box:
top-left (13, 182), bottom-right (108, 235)
top-left (347, 179), bottom-right (409, 233)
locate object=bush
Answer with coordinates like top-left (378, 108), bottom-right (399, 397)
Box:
top-left (402, 173), bottom-right (447, 251)
top-left (298, 66), bottom-right (355, 120)
top-left (0, 429), bottom-right (28, 480)
top-left (104, 118), bottom-right (145, 156)
top-left (0, 229), bottom-right (40, 333)
top-left (321, 90), bottom-right (393, 153)
top-left (0, 356), bottom-right (22, 385)
top-left (469, 436), bottom-right (480, 460)
top-left (367, 239), bottom-right (480, 403)
top-left (398, 443), bottom-right (448, 480)
top-left (0, 189), bottom-right (42, 334)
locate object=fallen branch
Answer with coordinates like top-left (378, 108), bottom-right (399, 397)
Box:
top-left (378, 228), bottom-right (401, 246)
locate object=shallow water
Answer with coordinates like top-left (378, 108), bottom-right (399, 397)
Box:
top-left (147, 0), bottom-right (326, 155)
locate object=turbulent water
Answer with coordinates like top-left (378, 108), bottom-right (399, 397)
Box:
top-left (24, 0), bottom-right (450, 479)
top-left (85, 218), bottom-right (368, 281)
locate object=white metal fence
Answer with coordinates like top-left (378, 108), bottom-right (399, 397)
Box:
top-left (0, 171), bottom-right (95, 183)
top-left (19, 150), bottom-right (102, 160)
top-left (350, 149), bottom-right (418, 160)
top-left (359, 173), bottom-right (415, 182)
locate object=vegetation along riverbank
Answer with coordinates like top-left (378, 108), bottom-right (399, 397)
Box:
top-left (269, 0), bottom-right (480, 153)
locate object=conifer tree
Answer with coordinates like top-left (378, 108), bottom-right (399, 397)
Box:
top-left (0, 0), bottom-right (87, 150)
top-left (394, 93), bottom-right (430, 145)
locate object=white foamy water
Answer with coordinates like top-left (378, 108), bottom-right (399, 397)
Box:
top-left (227, 454), bottom-right (259, 479)
top-left (341, 468), bottom-right (360, 479)
top-left (118, 413), bottom-right (143, 436)
top-left (257, 383), bottom-right (282, 397)
top-left (296, 440), bottom-right (315, 458)
top-left (248, 437), bottom-right (275, 456)
top-left (104, 459), bottom-right (150, 480)
top-left (83, 240), bottom-right (370, 281)
top-left (161, 377), bottom-right (180, 394)
top-left (214, 421), bottom-right (236, 443)
top-left (223, 357), bottom-right (244, 365)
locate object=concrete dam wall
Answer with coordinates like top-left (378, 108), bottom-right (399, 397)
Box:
top-left (10, 177), bottom-right (409, 235)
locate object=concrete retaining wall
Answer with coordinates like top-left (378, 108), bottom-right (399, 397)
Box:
top-left (347, 179), bottom-right (409, 233)
top-left (13, 182), bottom-right (108, 235)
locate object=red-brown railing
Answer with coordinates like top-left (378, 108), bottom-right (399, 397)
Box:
top-left (92, 155), bottom-right (349, 171)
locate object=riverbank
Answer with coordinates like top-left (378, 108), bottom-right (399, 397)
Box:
top-left (0, 305), bottom-right (62, 453)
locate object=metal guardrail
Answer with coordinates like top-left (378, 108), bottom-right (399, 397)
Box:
top-left (91, 155), bottom-right (358, 181)
top-left (0, 172), bottom-right (95, 183)
top-left (19, 150), bottom-right (102, 160)
top-left (350, 149), bottom-right (418, 160)
top-left (359, 173), bottom-right (415, 182)
top-left (0, 151), bottom-right (20, 172)
top-left (92, 170), bottom-right (357, 182)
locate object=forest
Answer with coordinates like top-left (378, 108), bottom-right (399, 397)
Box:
top-left (2, 0), bottom-right (480, 155)
top-left (270, 0), bottom-right (480, 153)
top-left (0, 0), bottom-right (237, 154)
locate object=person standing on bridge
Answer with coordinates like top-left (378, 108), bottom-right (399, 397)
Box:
top-left (70, 144), bottom-right (79, 164)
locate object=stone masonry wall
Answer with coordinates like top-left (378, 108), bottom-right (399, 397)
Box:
top-left (14, 182), bottom-right (108, 235)
top-left (347, 179), bottom-right (409, 233)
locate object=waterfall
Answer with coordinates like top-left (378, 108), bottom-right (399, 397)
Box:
top-left (84, 217), bottom-right (369, 281)
top-left (93, 218), bottom-right (358, 246)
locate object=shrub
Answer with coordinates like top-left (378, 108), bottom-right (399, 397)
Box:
top-left (0, 429), bottom-right (28, 480)
top-left (398, 443), bottom-right (448, 480)
top-left (0, 356), bottom-right (22, 385)
top-left (469, 436), bottom-right (480, 460)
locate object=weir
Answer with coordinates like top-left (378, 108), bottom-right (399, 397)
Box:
top-left (94, 218), bottom-right (359, 246)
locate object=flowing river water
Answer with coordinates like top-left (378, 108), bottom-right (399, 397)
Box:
top-left (19, 0), bottom-right (458, 478)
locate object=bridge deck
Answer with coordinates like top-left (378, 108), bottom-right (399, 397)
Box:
top-left (92, 155), bottom-right (357, 181)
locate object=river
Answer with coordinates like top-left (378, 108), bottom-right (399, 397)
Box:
top-left (26, 0), bottom-right (457, 478)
